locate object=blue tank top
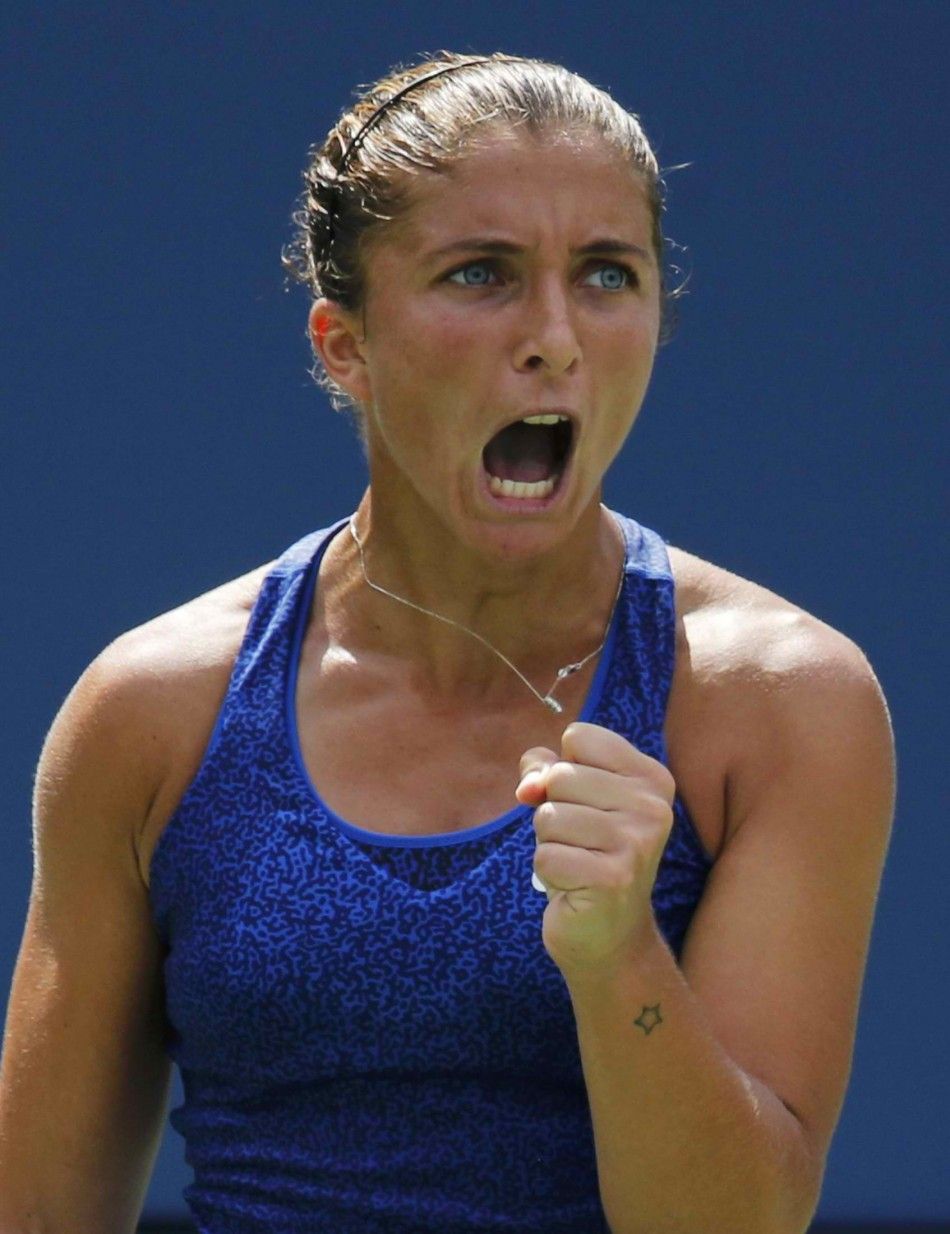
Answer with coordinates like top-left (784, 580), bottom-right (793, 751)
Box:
top-left (149, 508), bottom-right (715, 1234)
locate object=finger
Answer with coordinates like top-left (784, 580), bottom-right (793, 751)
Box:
top-left (516, 746), bottom-right (559, 806)
top-left (532, 800), bottom-right (615, 851)
top-left (536, 760), bottom-right (649, 812)
top-left (533, 841), bottom-right (612, 893)
top-left (516, 774), bottom-right (550, 807)
top-left (560, 722), bottom-right (646, 773)
top-left (562, 722), bottom-right (676, 795)
top-left (519, 746), bottom-right (559, 780)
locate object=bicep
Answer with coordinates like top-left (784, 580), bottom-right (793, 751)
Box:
top-left (0, 650), bottom-right (173, 1234)
top-left (678, 634), bottom-right (896, 1185)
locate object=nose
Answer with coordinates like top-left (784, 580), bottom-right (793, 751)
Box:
top-left (513, 277), bottom-right (581, 375)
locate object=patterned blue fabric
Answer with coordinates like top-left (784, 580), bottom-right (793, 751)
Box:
top-left (149, 508), bottom-right (714, 1233)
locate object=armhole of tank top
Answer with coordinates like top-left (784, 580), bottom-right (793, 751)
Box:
top-left (146, 537), bottom-right (327, 909)
top-left (633, 522), bottom-right (717, 870)
top-left (627, 520), bottom-right (677, 762)
top-left (145, 588), bottom-right (268, 912)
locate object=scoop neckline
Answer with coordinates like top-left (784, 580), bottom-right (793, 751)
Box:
top-left (283, 510), bottom-right (636, 848)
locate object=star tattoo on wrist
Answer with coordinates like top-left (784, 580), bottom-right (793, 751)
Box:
top-left (633, 1003), bottom-right (663, 1035)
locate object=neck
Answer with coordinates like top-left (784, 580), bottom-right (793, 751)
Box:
top-left (320, 488), bottom-right (626, 705)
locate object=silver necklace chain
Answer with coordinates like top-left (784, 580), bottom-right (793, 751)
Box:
top-left (347, 511), bottom-right (625, 714)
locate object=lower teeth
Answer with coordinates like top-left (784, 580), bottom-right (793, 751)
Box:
top-left (488, 475), bottom-right (556, 499)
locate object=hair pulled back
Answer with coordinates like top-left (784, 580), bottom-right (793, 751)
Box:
top-left (282, 50), bottom-right (685, 429)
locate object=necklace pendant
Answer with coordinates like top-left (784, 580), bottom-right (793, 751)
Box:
top-left (543, 696), bottom-right (564, 714)
top-left (556, 663), bottom-right (581, 680)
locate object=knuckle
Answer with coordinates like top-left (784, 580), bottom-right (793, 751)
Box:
top-left (646, 792), bottom-right (674, 823)
top-left (547, 760), bottom-right (576, 791)
top-left (646, 789), bottom-right (671, 819)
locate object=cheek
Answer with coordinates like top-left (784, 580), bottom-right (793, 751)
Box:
top-left (420, 313), bottom-right (486, 375)
top-left (372, 313), bottom-right (485, 415)
top-left (596, 315), bottom-right (656, 380)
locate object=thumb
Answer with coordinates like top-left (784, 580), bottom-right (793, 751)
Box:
top-left (516, 747), bottom-right (558, 805)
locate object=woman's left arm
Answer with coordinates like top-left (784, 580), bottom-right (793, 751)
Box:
top-left (535, 625), bottom-right (896, 1234)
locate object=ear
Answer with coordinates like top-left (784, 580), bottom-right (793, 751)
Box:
top-left (308, 298), bottom-right (372, 407)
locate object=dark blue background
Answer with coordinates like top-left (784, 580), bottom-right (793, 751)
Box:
top-left (3, 1), bottom-right (947, 1223)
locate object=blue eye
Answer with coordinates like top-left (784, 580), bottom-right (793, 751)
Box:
top-left (590, 263), bottom-right (634, 290)
top-left (445, 259), bottom-right (636, 290)
top-left (447, 261), bottom-right (497, 287)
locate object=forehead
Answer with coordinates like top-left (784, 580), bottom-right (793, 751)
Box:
top-left (389, 130), bottom-right (653, 254)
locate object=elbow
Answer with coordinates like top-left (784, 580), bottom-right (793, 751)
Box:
top-left (764, 1121), bottom-right (826, 1234)
top-left (604, 1151), bottom-right (821, 1234)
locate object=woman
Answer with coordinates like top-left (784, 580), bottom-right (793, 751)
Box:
top-left (0, 51), bottom-right (895, 1234)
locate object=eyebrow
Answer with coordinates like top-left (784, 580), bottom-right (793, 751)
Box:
top-left (426, 236), bottom-right (652, 263)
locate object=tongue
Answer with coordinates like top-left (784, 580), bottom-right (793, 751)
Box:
top-left (482, 422), bottom-right (558, 483)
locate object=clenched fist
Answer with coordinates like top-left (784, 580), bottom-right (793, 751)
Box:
top-left (517, 721), bottom-right (676, 985)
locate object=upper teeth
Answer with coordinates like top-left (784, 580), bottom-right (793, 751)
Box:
top-left (522, 414), bottom-right (569, 425)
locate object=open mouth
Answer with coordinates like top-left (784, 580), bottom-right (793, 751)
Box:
top-left (480, 416), bottom-right (575, 501)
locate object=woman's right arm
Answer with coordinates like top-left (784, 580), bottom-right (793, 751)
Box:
top-left (0, 640), bottom-right (174, 1234)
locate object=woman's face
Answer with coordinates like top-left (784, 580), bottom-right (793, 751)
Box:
top-left (315, 131), bottom-right (662, 561)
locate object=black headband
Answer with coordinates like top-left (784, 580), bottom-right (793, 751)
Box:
top-left (322, 57), bottom-right (495, 266)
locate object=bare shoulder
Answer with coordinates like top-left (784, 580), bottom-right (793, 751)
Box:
top-left (79, 559), bottom-right (276, 883)
top-left (665, 544), bottom-right (890, 837)
top-left (666, 541), bottom-right (865, 671)
top-left (101, 559), bottom-right (273, 691)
